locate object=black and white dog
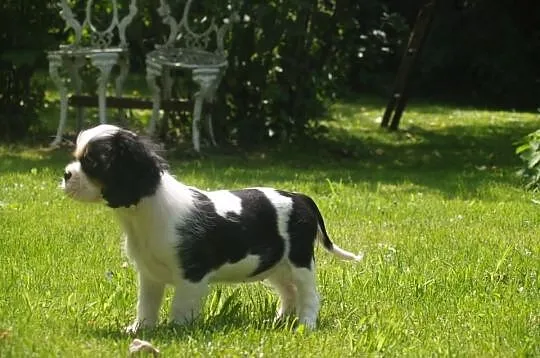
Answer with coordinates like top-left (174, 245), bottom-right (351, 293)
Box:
top-left (62, 124), bottom-right (362, 332)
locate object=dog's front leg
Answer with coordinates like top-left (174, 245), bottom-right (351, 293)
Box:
top-left (126, 273), bottom-right (165, 334)
top-left (170, 280), bottom-right (208, 326)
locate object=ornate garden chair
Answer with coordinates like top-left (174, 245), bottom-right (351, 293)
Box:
top-left (47, 0), bottom-right (137, 146)
top-left (146, 0), bottom-right (240, 152)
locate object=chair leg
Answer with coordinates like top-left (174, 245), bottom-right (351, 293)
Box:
top-left (204, 71), bottom-right (224, 147)
top-left (192, 68), bottom-right (221, 152)
top-left (48, 53), bottom-right (68, 147)
top-left (206, 108), bottom-right (217, 147)
top-left (192, 94), bottom-right (204, 153)
top-left (66, 56), bottom-right (86, 132)
top-left (90, 53), bottom-right (119, 125)
top-left (160, 67), bottom-right (174, 139)
top-left (115, 55), bottom-right (130, 123)
top-left (146, 60), bottom-right (162, 136)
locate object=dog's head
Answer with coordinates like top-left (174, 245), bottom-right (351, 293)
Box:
top-left (62, 125), bottom-right (168, 208)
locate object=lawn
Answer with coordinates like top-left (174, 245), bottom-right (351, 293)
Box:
top-left (0, 99), bottom-right (539, 357)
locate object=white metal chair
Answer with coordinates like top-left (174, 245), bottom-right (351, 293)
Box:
top-left (47, 0), bottom-right (137, 146)
top-left (146, 0), bottom-right (240, 152)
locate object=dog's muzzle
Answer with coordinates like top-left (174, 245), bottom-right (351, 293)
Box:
top-left (61, 162), bottom-right (102, 202)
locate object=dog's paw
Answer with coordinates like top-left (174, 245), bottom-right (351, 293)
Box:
top-left (124, 320), bottom-right (155, 335)
top-left (170, 316), bottom-right (196, 327)
top-left (297, 318), bottom-right (317, 331)
top-left (125, 321), bottom-right (141, 335)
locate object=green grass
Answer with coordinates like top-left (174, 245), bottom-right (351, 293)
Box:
top-left (1, 99), bottom-right (539, 357)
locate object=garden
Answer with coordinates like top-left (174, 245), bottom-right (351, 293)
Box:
top-left (1, 0), bottom-right (539, 356)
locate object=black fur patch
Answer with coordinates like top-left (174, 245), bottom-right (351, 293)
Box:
top-left (176, 189), bottom-right (286, 283)
top-left (80, 130), bottom-right (167, 208)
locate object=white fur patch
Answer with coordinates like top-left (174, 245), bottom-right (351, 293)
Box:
top-left (62, 161), bottom-right (102, 202)
top-left (206, 190), bottom-right (243, 218)
top-left (74, 124), bottom-right (123, 158)
top-left (255, 188), bottom-right (293, 242)
top-left (208, 254), bottom-right (262, 282)
top-left (118, 173), bottom-right (195, 284)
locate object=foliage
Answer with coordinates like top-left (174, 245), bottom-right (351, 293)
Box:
top-left (0, 1), bottom-right (61, 140)
top-left (341, 2), bottom-right (409, 95)
top-left (515, 129), bottom-right (540, 191)
top-left (2, 0), bottom-right (539, 143)
top-left (396, 0), bottom-right (540, 108)
top-left (1, 101), bottom-right (539, 356)
top-left (0, 65), bottom-right (46, 140)
top-left (127, 0), bottom-right (409, 146)
top-left (213, 0), bottom-right (408, 146)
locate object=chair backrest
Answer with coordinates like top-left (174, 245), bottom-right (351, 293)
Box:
top-left (156, 0), bottom-right (241, 56)
top-left (57, 0), bottom-right (138, 49)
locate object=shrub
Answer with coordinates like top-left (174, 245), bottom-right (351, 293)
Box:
top-left (0, 64), bottom-right (45, 140)
top-left (132, 0), bottom-right (408, 147)
top-left (2, 0), bottom-right (409, 145)
top-left (208, 1), bottom-right (408, 146)
top-left (407, 1), bottom-right (540, 109)
top-left (0, 1), bottom-right (62, 140)
top-left (515, 129), bottom-right (540, 190)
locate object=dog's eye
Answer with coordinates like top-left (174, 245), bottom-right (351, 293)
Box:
top-left (81, 154), bottom-right (96, 167)
top-left (80, 152), bottom-right (101, 174)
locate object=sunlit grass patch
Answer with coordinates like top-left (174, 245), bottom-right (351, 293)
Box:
top-left (0, 98), bottom-right (538, 356)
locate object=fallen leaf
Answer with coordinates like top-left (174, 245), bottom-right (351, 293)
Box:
top-left (0, 329), bottom-right (11, 340)
top-left (129, 339), bottom-right (160, 356)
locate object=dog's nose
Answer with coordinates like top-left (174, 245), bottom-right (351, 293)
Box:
top-left (64, 171), bottom-right (72, 182)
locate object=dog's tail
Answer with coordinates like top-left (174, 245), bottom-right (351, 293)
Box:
top-left (304, 195), bottom-right (363, 262)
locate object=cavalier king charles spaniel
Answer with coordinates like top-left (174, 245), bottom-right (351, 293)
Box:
top-left (62, 124), bottom-right (362, 332)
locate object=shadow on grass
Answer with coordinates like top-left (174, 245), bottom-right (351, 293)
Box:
top-left (338, 93), bottom-right (540, 115)
top-left (0, 147), bottom-right (71, 174)
top-left (80, 287), bottom-right (327, 341)
top-left (83, 313), bottom-right (286, 343)
top-left (163, 120), bottom-right (537, 200)
top-left (83, 311), bottom-right (334, 344)
top-left (1, 100), bottom-right (536, 200)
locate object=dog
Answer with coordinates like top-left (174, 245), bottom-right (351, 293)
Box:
top-left (61, 124), bottom-right (362, 332)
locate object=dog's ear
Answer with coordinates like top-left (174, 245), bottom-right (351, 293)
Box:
top-left (101, 130), bottom-right (168, 208)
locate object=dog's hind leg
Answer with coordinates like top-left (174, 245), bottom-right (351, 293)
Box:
top-left (266, 271), bottom-right (297, 322)
top-left (290, 262), bottom-right (320, 329)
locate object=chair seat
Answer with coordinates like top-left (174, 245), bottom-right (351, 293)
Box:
top-left (49, 46), bottom-right (127, 57)
top-left (147, 47), bottom-right (227, 69)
